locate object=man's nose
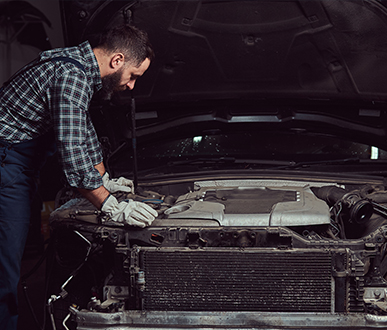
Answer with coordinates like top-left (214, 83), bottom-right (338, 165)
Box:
top-left (127, 81), bottom-right (135, 90)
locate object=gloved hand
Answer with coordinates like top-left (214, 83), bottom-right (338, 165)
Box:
top-left (102, 172), bottom-right (133, 193)
top-left (101, 194), bottom-right (158, 227)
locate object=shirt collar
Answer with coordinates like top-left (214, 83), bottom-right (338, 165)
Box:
top-left (79, 41), bottom-right (102, 92)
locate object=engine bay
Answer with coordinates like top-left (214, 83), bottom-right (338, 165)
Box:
top-left (48, 178), bottom-right (387, 329)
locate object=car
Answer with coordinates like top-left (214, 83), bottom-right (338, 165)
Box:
top-left (47, 0), bottom-right (387, 329)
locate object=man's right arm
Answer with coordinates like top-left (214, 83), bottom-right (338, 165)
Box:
top-left (78, 185), bottom-right (110, 210)
top-left (79, 185), bottom-right (157, 227)
top-left (77, 165), bottom-right (158, 227)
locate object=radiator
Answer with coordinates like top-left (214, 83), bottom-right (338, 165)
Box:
top-left (141, 249), bottom-right (333, 312)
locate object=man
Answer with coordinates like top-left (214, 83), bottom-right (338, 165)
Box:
top-left (0, 24), bottom-right (157, 330)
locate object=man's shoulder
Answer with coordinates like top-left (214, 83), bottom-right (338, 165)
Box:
top-left (38, 41), bottom-right (101, 91)
top-left (39, 41), bottom-right (92, 68)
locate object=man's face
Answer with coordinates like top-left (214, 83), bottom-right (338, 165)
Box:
top-left (99, 58), bottom-right (151, 100)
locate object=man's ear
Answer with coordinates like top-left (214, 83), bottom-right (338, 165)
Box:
top-left (110, 53), bottom-right (125, 70)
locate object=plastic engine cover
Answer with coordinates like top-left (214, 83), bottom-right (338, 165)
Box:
top-left (164, 180), bottom-right (331, 226)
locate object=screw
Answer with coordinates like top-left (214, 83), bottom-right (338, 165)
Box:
top-left (374, 290), bottom-right (382, 298)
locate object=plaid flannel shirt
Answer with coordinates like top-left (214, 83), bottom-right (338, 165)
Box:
top-left (0, 41), bottom-right (104, 189)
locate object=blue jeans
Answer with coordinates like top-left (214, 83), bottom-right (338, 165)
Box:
top-left (0, 133), bottom-right (55, 330)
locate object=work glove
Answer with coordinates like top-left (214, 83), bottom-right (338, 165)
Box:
top-left (102, 172), bottom-right (134, 193)
top-left (101, 194), bottom-right (158, 227)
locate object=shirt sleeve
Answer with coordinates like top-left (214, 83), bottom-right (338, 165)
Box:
top-left (51, 70), bottom-right (103, 190)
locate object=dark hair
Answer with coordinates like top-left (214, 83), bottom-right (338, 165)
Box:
top-left (90, 25), bottom-right (154, 67)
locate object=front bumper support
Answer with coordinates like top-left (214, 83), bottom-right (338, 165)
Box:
top-left (75, 310), bottom-right (387, 329)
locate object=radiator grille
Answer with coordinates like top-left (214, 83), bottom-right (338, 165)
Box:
top-left (142, 249), bottom-right (332, 312)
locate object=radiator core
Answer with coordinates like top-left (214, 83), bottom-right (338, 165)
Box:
top-left (141, 249), bottom-right (333, 312)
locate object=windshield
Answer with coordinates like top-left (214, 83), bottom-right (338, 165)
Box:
top-left (137, 131), bottom-right (387, 162)
top-left (105, 131), bottom-right (387, 175)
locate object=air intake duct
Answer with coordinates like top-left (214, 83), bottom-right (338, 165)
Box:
top-left (312, 186), bottom-right (373, 224)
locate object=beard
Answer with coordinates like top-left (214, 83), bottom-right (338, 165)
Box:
top-left (97, 67), bottom-right (125, 100)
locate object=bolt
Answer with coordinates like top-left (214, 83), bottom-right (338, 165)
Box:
top-left (78, 10), bottom-right (87, 19)
top-left (374, 290), bottom-right (382, 298)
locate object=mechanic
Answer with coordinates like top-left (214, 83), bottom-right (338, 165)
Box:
top-left (0, 24), bottom-right (157, 330)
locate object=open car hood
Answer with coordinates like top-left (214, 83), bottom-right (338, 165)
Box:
top-left (61, 0), bottom-right (387, 104)
top-left (60, 0), bottom-right (387, 155)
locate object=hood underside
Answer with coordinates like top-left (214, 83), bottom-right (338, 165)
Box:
top-left (61, 0), bottom-right (387, 104)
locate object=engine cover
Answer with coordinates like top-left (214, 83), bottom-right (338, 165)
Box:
top-left (164, 180), bottom-right (331, 226)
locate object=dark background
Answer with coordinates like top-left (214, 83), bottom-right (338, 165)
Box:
top-left (0, 1), bottom-right (66, 328)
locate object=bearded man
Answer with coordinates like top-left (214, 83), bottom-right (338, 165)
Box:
top-left (0, 24), bottom-right (157, 330)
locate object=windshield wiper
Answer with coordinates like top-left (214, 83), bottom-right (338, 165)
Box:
top-left (167, 157), bottom-right (294, 167)
top-left (138, 156), bottom-right (387, 178)
top-left (144, 156), bottom-right (387, 175)
top-left (274, 157), bottom-right (362, 170)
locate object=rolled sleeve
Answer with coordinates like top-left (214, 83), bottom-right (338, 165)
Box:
top-left (51, 71), bottom-right (103, 189)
